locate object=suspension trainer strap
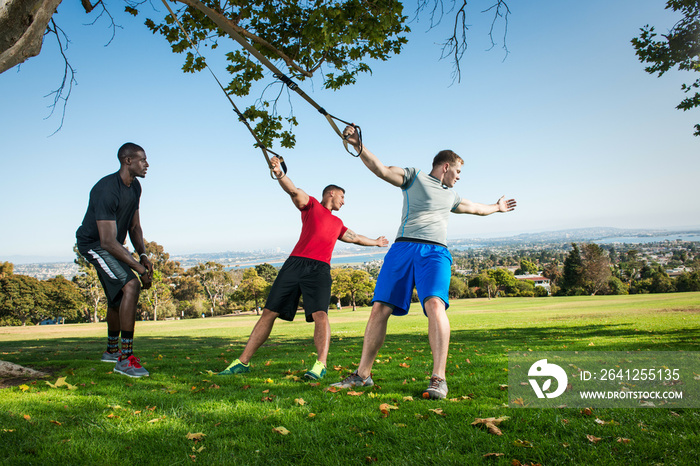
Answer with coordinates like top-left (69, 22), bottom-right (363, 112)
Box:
top-left (171, 0), bottom-right (362, 157)
top-left (160, 0), bottom-right (286, 179)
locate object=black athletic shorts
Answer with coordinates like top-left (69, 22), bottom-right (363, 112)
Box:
top-left (80, 245), bottom-right (138, 307)
top-left (264, 256), bottom-right (332, 322)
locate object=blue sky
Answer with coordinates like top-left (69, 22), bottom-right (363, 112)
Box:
top-left (1, 0), bottom-right (698, 263)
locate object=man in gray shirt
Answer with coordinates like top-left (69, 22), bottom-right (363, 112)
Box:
top-left (332, 126), bottom-right (516, 399)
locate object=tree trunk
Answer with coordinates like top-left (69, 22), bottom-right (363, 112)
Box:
top-left (0, 360), bottom-right (48, 378)
top-left (0, 0), bottom-right (64, 73)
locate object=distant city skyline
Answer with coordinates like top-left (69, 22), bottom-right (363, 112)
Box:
top-left (5, 225), bottom-right (700, 265)
top-left (1, 1), bottom-right (698, 264)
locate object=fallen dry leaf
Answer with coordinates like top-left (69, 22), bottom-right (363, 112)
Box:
top-left (403, 396), bottom-right (414, 402)
top-left (379, 403), bottom-right (398, 416)
top-left (23, 414), bottom-right (31, 421)
top-left (50, 420), bottom-right (62, 426)
top-left (586, 434), bottom-right (602, 444)
top-left (46, 377), bottom-right (77, 390)
top-left (482, 453), bottom-right (504, 458)
top-left (471, 417), bottom-right (510, 436)
top-left (295, 398), bottom-right (306, 406)
top-left (399, 363), bottom-right (410, 368)
top-left (595, 418), bottom-right (617, 425)
top-left (513, 439), bottom-right (534, 448)
top-left (186, 432), bottom-right (206, 441)
top-left (272, 426), bottom-right (290, 435)
top-left (18, 385), bottom-right (29, 392)
top-left (429, 408), bottom-right (446, 417)
top-left (347, 391), bottom-right (364, 396)
top-left (324, 386), bottom-right (340, 393)
top-left (616, 437), bottom-right (631, 444)
top-left (581, 407), bottom-right (593, 416)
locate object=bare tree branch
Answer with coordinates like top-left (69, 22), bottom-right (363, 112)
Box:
top-left (483, 0), bottom-right (510, 59)
top-left (413, 0), bottom-right (511, 83)
top-left (83, 0), bottom-right (123, 46)
top-left (439, 0), bottom-right (468, 83)
top-left (43, 18), bottom-right (76, 136)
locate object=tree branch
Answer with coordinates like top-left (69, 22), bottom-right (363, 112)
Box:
top-left (0, 0), bottom-right (64, 73)
top-left (172, 0), bottom-right (314, 77)
top-left (43, 18), bottom-right (77, 136)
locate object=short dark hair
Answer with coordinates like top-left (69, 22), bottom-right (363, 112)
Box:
top-left (118, 143), bottom-right (145, 163)
top-left (432, 150), bottom-right (464, 168)
top-left (322, 184), bottom-right (345, 197)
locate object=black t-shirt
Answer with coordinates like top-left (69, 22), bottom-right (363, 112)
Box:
top-left (76, 172), bottom-right (141, 251)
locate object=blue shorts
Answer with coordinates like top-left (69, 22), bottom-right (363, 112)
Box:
top-left (372, 241), bottom-right (452, 316)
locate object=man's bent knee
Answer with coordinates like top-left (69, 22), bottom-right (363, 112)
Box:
top-left (123, 278), bottom-right (141, 294)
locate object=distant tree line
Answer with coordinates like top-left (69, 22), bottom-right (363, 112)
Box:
top-left (0, 241), bottom-right (377, 326)
top-left (2, 241), bottom-right (699, 326)
top-left (448, 242), bottom-right (700, 298)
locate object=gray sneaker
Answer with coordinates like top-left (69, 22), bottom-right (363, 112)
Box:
top-left (101, 350), bottom-right (121, 363)
top-left (423, 376), bottom-right (448, 399)
top-left (331, 371), bottom-right (374, 388)
top-left (113, 355), bottom-right (149, 378)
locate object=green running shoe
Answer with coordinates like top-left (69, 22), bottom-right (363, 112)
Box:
top-left (304, 360), bottom-right (327, 380)
top-left (218, 358), bottom-right (250, 375)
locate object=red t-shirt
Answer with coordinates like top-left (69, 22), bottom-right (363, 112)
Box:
top-left (290, 196), bottom-right (348, 264)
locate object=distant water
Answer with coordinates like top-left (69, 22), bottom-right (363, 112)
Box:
top-left (331, 251), bottom-right (387, 265)
top-left (596, 234), bottom-right (700, 244)
top-left (226, 251), bottom-right (387, 270)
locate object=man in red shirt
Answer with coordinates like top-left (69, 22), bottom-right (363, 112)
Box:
top-left (219, 157), bottom-right (388, 380)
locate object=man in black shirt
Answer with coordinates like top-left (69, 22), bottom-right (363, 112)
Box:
top-left (76, 143), bottom-right (153, 378)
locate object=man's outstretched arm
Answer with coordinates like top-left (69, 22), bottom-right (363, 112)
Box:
top-left (339, 229), bottom-right (389, 248)
top-left (271, 156), bottom-right (309, 210)
top-left (343, 125), bottom-right (404, 187)
top-left (453, 195), bottom-right (517, 215)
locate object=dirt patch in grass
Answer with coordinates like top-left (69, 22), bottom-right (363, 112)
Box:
top-left (0, 365), bottom-right (63, 389)
top-left (656, 308), bottom-right (700, 313)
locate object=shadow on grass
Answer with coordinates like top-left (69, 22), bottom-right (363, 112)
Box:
top-left (2, 320), bottom-right (698, 384)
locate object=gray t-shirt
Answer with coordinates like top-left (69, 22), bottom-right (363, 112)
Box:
top-left (396, 168), bottom-right (461, 247)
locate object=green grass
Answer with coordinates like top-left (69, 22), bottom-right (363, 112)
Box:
top-left (1, 293), bottom-right (699, 465)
